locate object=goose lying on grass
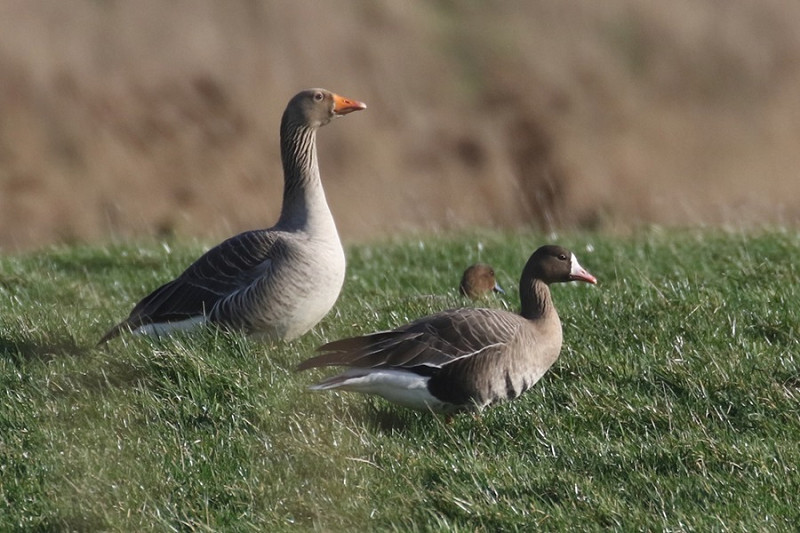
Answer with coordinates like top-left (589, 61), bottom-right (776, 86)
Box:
top-left (298, 245), bottom-right (596, 413)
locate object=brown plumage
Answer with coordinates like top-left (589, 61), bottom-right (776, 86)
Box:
top-left (98, 89), bottom-right (366, 344)
top-left (297, 245), bottom-right (597, 413)
top-left (459, 263), bottom-right (505, 299)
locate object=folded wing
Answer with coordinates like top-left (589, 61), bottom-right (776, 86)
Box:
top-left (298, 307), bottom-right (523, 373)
top-left (99, 230), bottom-right (281, 342)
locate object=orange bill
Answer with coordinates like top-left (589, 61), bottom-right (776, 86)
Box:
top-left (333, 94), bottom-right (367, 115)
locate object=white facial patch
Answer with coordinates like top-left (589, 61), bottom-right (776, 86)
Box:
top-left (568, 253), bottom-right (597, 284)
top-left (569, 253), bottom-right (583, 277)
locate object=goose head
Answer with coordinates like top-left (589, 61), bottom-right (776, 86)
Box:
top-left (286, 88), bottom-right (367, 129)
top-left (522, 245), bottom-right (597, 287)
top-left (459, 263), bottom-right (505, 299)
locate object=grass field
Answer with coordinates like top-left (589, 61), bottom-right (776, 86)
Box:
top-left (1, 229), bottom-right (798, 531)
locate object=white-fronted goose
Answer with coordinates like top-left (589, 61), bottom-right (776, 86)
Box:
top-left (98, 89), bottom-right (366, 344)
top-left (459, 263), bottom-right (505, 300)
top-left (297, 245), bottom-right (596, 413)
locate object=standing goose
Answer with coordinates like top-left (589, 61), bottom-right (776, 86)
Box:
top-left (459, 263), bottom-right (505, 300)
top-left (297, 245), bottom-right (596, 413)
top-left (98, 89), bottom-right (366, 344)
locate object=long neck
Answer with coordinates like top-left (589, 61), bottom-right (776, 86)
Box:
top-left (277, 118), bottom-right (336, 235)
top-left (519, 278), bottom-right (553, 320)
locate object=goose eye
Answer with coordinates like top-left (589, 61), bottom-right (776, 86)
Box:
top-left (313, 92), bottom-right (324, 102)
top-left (558, 253), bottom-right (568, 261)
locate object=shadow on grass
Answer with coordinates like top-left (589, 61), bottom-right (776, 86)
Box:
top-left (76, 359), bottom-right (150, 394)
top-left (0, 334), bottom-right (87, 366)
top-left (31, 513), bottom-right (109, 533)
top-left (0, 334), bottom-right (151, 394)
top-left (358, 398), bottom-right (441, 434)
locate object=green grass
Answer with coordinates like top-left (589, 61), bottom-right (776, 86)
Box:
top-left (1, 228), bottom-right (799, 531)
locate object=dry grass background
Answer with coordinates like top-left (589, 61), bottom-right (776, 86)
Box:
top-left (1, 0), bottom-right (800, 251)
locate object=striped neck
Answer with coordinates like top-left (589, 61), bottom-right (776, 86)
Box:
top-left (277, 119), bottom-right (334, 234)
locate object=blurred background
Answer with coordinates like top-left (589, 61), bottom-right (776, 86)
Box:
top-left (1, 0), bottom-right (799, 251)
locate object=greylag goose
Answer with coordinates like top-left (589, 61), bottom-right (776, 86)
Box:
top-left (459, 263), bottom-right (505, 299)
top-left (297, 245), bottom-right (596, 413)
top-left (98, 89), bottom-right (366, 344)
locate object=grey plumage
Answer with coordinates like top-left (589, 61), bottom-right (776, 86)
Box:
top-left (99, 89), bottom-right (366, 344)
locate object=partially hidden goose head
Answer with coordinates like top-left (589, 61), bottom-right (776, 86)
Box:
top-left (297, 245), bottom-right (597, 414)
top-left (283, 88), bottom-right (367, 130)
top-left (97, 88), bottom-right (365, 345)
top-left (459, 263), bottom-right (505, 300)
